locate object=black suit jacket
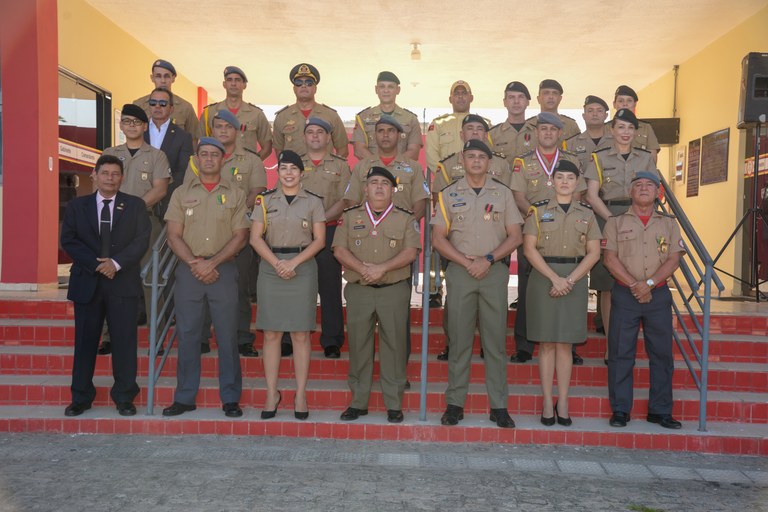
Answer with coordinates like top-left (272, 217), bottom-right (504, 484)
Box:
top-left (61, 191), bottom-right (151, 303)
top-left (145, 122), bottom-right (193, 217)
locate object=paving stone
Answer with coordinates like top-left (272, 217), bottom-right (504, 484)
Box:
top-left (744, 471), bottom-right (768, 485)
top-left (696, 468), bottom-right (754, 484)
top-left (648, 464), bottom-right (702, 480)
top-left (377, 452), bottom-right (421, 467)
top-left (602, 462), bottom-right (654, 479)
top-left (556, 459), bottom-right (606, 476)
top-left (512, 458), bottom-right (558, 472)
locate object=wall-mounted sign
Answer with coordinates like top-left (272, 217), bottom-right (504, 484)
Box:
top-left (58, 138), bottom-right (101, 167)
top-left (699, 128), bottom-right (729, 185)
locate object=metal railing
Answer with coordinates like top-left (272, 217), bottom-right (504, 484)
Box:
top-left (657, 173), bottom-right (724, 431)
top-left (141, 225), bottom-right (179, 415)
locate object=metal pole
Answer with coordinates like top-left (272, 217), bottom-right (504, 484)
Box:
top-left (146, 247), bottom-right (159, 415)
top-left (419, 218), bottom-right (431, 422)
top-left (698, 265), bottom-right (712, 432)
top-left (752, 121), bottom-right (762, 303)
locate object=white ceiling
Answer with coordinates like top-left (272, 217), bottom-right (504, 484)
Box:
top-left (85, 0), bottom-right (768, 114)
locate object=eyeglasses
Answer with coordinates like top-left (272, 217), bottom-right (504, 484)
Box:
top-left (293, 78), bottom-right (316, 87)
top-left (120, 118), bottom-right (145, 126)
top-left (148, 99), bottom-right (170, 107)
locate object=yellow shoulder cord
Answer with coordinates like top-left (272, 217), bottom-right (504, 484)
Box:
top-left (256, 195), bottom-right (267, 234)
top-left (591, 152), bottom-right (603, 187)
top-left (203, 107), bottom-right (211, 136)
top-left (355, 114), bottom-right (369, 147)
top-left (190, 155), bottom-right (200, 177)
top-left (528, 204), bottom-right (540, 241)
top-left (437, 191), bottom-right (451, 232)
top-left (561, 139), bottom-right (567, 151)
top-left (437, 162), bottom-right (449, 184)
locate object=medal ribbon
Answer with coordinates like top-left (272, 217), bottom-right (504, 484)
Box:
top-left (535, 148), bottom-right (560, 177)
top-left (365, 201), bottom-right (394, 232)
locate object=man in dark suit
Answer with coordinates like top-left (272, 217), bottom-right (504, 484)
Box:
top-left (60, 154), bottom-right (151, 417)
top-left (144, 87), bottom-right (194, 218)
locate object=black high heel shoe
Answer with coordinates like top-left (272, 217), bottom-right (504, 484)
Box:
top-left (294, 410), bottom-right (309, 420)
top-left (540, 414), bottom-right (556, 426)
top-left (554, 401), bottom-right (572, 427)
top-left (261, 390), bottom-right (282, 420)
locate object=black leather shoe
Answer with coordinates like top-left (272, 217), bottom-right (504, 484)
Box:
top-left (201, 343), bottom-right (211, 354)
top-left (609, 411), bottom-right (630, 427)
top-left (436, 346), bottom-right (449, 361)
top-left (489, 408), bottom-right (516, 428)
top-left (324, 345), bottom-right (341, 359)
top-left (429, 294), bottom-right (442, 308)
top-left (479, 348), bottom-right (484, 359)
top-left (97, 341), bottom-right (112, 355)
top-left (162, 402), bottom-right (196, 417)
top-left (510, 351), bottom-right (532, 363)
top-left (137, 312), bottom-right (147, 326)
top-left (572, 352), bottom-right (584, 366)
top-left (596, 326), bottom-right (605, 334)
top-left (647, 413), bottom-right (682, 429)
top-left (223, 402), bottom-right (243, 418)
top-left (238, 345), bottom-right (259, 357)
top-left (64, 403), bottom-right (91, 417)
top-left (340, 407), bottom-right (368, 421)
top-left (440, 405), bottom-right (464, 426)
top-left (281, 343), bottom-right (293, 357)
top-left (554, 401), bottom-right (572, 427)
top-left (116, 402), bottom-right (136, 416)
top-left (387, 409), bottom-right (404, 423)
top-left (404, 380), bottom-right (411, 390)
top-left (509, 300), bottom-right (518, 309)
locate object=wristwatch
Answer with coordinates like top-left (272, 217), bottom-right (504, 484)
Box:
top-left (646, 278), bottom-right (655, 287)
top-left (484, 254), bottom-right (495, 264)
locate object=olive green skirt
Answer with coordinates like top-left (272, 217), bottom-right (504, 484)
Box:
top-left (255, 253), bottom-right (317, 332)
top-left (526, 262), bottom-right (588, 344)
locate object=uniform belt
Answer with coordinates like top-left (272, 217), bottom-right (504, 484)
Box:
top-left (367, 280), bottom-right (403, 289)
top-left (543, 256), bottom-right (584, 264)
top-left (270, 246), bottom-right (306, 254)
top-left (604, 199), bottom-right (631, 206)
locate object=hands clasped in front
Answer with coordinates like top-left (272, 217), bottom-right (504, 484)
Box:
top-left (360, 262), bottom-right (386, 285)
top-left (629, 281), bottom-right (653, 303)
top-left (549, 276), bottom-right (573, 298)
top-left (274, 258), bottom-right (298, 280)
top-left (189, 258), bottom-right (220, 284)
top-left (464, 255), bottom-right (491, 280)
top-left (95, 258), bottom-right (117, 279)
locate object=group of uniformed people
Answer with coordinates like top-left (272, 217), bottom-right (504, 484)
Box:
top-left (70, 58), bottom-right (686, 430)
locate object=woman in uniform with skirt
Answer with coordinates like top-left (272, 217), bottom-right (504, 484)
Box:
top-left (250, 150), bottom-right (326, 420)
top-left (524, 160), bottom-right (601, 426)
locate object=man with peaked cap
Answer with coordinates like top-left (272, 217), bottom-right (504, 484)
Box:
top-left (612, 85), bottom-right (660, 158)
top-left (185, 109), bottom-right (267, 357)
top-left (425, 80), bottom-right (490, 173)
top-left (489, 81), bottom-right (537, 162)
top-left (604, 171), bottom-right (684, 430)
top-left (134, 59), bottom-right (199, 138)
top-left (199, 66), bottom-right (273, 160)
top-left (431, 139), bottom-right (523, 429)
top-left (273, 63), bottom-right (349, 158)
top-left (300, 117), bottom-right (352, 358)
top-left (163, 136), bottom-right (250, 419)
top-left (526, 79), bottom-right (581, 142)
top-left (333, 166), bottom-right (420, 424)
top-left (509, 112), bottom-right (587, 365)
top-left (566, 95), bottom-right (612, 167)
top-left (353, 71), bottom-right (422, 161)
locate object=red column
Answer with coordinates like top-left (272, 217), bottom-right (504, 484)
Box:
top-left (0, 0), bottom-right (59, 287)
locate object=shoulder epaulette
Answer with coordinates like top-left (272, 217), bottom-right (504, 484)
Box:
top-left (635, 147), bottom-right (652, 154)
top-left (439, 182), bottom-right (454, 193)
top-left (305, 189), bottom-right (324, 199)
top-left (275, 105), bottom-right (289, 115)
top-left (565, 133), bottom-right (581, 142)
top-left (402, 107), bottom-right (417, 117)
top-left (243, 147), bottom-right (259, 156)
top-left (578, 201), bottom-right (593, 210)
top-left (356, 106), bottom-right (372, 116)
top-left (561, 148), bottom-right (578, 157)
top-left (246, 102), bottom-right (264, 111)
top-left (262, 188), bottom-right (278, 196)
top-left (202, 102), bottom-right (217, 110)
top-left (320, 103), bottom-right (338, 113)
top-left (560, 114), bottom-right (576, 121)
top-left (525, 115), bottom-right (538, 123)
top-left (331, 153), bottom-right (347, 161)
top-left (660, 211), bottom-right (677, 219)
top-left (519, 150), bottom-right (535, 158)
top-left (489, 122), bottom-right (504, 131)
top-left (491, 178), bottom-right (512, 190)
top-left (433, 113), bottom-right (454, 124)
top-left (440, 152), bottom-right (458, 163)
top-left (594, 146), bottom-right (611, 154)
top-left (343, 204), bottom-right (363, 212)
top-left (492, 151), bottom-right (505, 158)
top-left (532, 199), bottom-right (549, 207)
top-left (394, 205), bottom-right (414, 215)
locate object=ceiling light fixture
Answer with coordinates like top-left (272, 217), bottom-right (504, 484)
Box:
top-left (411, 42), bottom-right (421, 61)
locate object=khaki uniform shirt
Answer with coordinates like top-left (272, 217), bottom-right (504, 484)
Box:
top-left (565, 132), bottom-right (612, 168)
top-left (134, 93), bottom-right (199, 138)
top-left (183, 147), bottom-right (266, 200)
top-left (584, 146), bottom-right (656, 201)
top-left (255, 187), bottom-right (325, 248)
top-left (431, 177), bottom-right (523, 256)
top-left (604, 209), bottom-right (685, 282)
top-left (345, 154), bottom-right (429, 210)
top-left (523, 200), bottom-right (602, 258)
top-left (352, 105), bottom-right (422, 155)
top-left (300, 154), bottom-right (352, 211)
top-left (332, 203), bottom-right (421, 285)
top-left (164, 175), bottom-right (249, 257)
top-left (526, 114), bottom-right (581, 144)
top-left (510, 149), bottom-right (587, 204)
top-left (199, 101), bottom-right (272, 154)
top-left (488, 120), bottom-right (537, 162)
top-left (425, 112), bottom-right (490, 172)
top-left (604, 120), bottom-right (660, 153)
top-left (273, 103), bottom-right (348, 156)
top-left (103, 143), bottom-right (170, 203)
top-left (433, 151), bottom-right (512, 191)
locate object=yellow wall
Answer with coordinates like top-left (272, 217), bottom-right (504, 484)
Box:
top-left (638, 5), bottom-right (768, 295)
top-left (57, 0), bottom-right (199, 146)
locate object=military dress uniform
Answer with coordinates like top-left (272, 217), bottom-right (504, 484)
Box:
top-left (353, 105), bottom-right (422, 155)
top-left (254, 187), bottom-right (326, 331)
top-left (425, 112), bottom-right (468, 172)
top-left (565, 131), bottom-right (613, 168)
top-left (488, 120), bottom-right (537, 162)
top-left (509, 149), bottom-right (586, 356)
top-left (199, 101), bottom-right (272, 155)
top-left (433, 151), bottom-right (513, 191)
top-left (134, 93), bottom-right (199, 138)
top-left (345, 155), bottom-right (430, 210)
top-left (524, 199), bottom-right (601, 343)
top-left (273, 104), bottom-right (348, 156)
top-left (164, 175), bottom-right (250, 407)
top-left (431, 177), bottom-right (523, 410)
top-left (604, 209), bottom-right (685, 418)
top-left (525, 114), bottom-right (581, 146)
top-left (301, 154), bottom-right (352, 349)
top-left (604, 121), bottom-right (660, 153)
top-left (584, 146), bottom-right (657, 291)
top-left (332, 203), bottom-right (421, 412)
